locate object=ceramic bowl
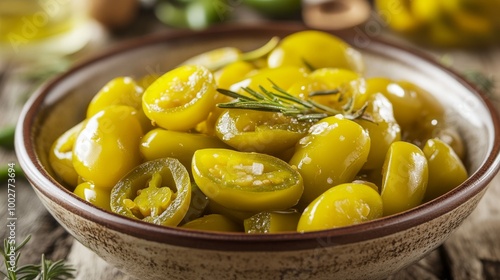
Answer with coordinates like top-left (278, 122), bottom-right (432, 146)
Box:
top-left (15, 24), bottom-right (500, 280)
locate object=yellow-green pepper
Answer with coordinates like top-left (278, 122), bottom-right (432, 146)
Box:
top-left (86, 76), bottom-right (152, 132)
top-left (74, 181), bottom-right (111, 211)
top-left (355, 93), bottom-right (401, 170)
top-left (297, 183), bottom-right (383, 232)
top-left (381, 141), bottom-right (428, 216)
top-left (423, 138), bottom-right (468, 201)
top-left (289, 115), bottom-right (370, 207)
top-left (49, 121), bottom-right (84, 188)
top-left (111, 158), bottom-right (191, 226)
top-left (267, 30), bottom-right (364, 73)
top-left (287, 67), bottom-right (366, 112)
top-left (72, 105), bottom-right (143, 189)
top-left (229, 66), bottom-right (308, 94)
top-left (192, 149), bottom-right (304, 212)
top-left (215, 109), bottom-right (311, 156)
top-left (142, 65), bottom-right (217, 131)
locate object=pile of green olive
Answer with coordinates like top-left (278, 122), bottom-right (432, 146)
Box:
top-left (49, 30), bottom-right (468, 233)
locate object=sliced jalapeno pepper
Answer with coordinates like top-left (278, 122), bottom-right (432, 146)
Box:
top-left (111, 158), bottom-right (191, 226)
top-left (192, 149), bottom-right (304, 212)
top-left (215, 109), bottom-right (311, 156)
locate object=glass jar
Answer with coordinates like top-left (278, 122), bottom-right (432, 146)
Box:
top-left (0, 0), bottom-right (91, 58)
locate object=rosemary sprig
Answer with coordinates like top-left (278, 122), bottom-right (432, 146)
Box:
top-left (217, 81), bottom-right (367, 121)
top-left (1, 236), bottom-right (75, 280)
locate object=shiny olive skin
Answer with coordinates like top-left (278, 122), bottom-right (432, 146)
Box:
top-left (214, 60), bottom-right (255, 89)
top-left (287, 68), bottom-right (366, 112)
top-left (111, 158), bottom-right (191, 226)
top-left (181, 214), bottom-right (241, 232)
top-left (297, 183), bottom-right (383, 232)
top-left (355, 93), bottom-right (401, 170)
top-left (229, 66), bottom-right (308, 94)
top-left (74, 181), bottom-right (111, 211)
top-left (365, 78), bottom-right (447, 151)
top-left (267, 30), bottom-right (364, 73)
top-left (192, 149), bottom-right (304, 212)
top-left (86, 76), bottom-right (152, 132)
top-left (49, 121), bottom-right (84, 188)
top-left (289, 116), bottom-right (370, 207)
top-left (72, 105), bottom-right (143, 189)
top-left (215, 109), bottom-right (311, 156)
top-left (87, 76), bottom-right (143, 118)
top-left (142, 65), bottom-right (217, 131)
top-left (381, 141), bottom-right (428, 216)
top-left (365, 77), bottom-right (424, 129)
top-left (423, 138), bottom-right (467, 202)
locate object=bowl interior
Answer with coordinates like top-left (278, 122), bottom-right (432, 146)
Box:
top-left (20, 25), bottom-right (500, 248)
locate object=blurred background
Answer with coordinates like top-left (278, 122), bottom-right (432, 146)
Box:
top-left (1, 0), bottom-right (499, 98)
top-left (1, 0), bottom-right (500, 72)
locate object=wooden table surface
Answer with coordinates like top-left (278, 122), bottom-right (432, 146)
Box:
top-left (1, 9), bottom-right (500, 280)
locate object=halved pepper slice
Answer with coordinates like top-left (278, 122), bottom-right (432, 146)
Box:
top-left (49, 121), bottom-right (85, 188)
top-left (192, 149), bottom-right (303, 212)
top-left (142, 65), bottom-right (217, 131)
top-left (297, 183), bottom-right (383, 232)
top-left (111, 158), bottom-right (191, 226)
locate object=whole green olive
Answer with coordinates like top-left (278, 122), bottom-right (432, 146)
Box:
top-left (289, 115), bottom-right (371, 207)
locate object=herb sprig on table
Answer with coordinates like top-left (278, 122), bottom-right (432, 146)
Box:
top-left (1, 236), bottom-right (75, 280)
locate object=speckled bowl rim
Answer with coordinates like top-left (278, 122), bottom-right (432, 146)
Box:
top-left (16, 23), bottom-right (500, 252)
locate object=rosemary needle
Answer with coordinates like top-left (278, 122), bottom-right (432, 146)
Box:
top-left (1, 235), bottom-right (75, 280)
top-left (216, 81), bottom-right (367, 122)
